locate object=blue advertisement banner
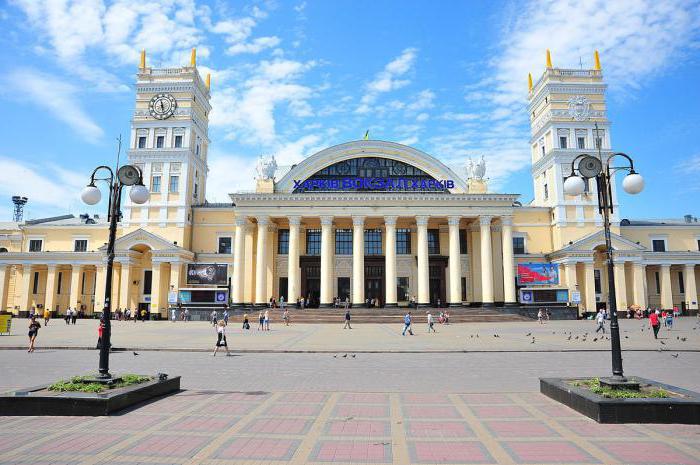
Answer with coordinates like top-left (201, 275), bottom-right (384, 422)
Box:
top-left (517, 263), bottom-right (560, 285)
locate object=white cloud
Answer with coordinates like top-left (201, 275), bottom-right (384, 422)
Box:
top-left (227, 36), bottom-right (281, 55)
top-left (4, 69), bottom-right (103, 142)
top-left (357, 48), bottom-right (418, 113)
top-left (405, 89), bottom-right (435, 112)
top-left (676, 154), bottom-right (700, 173)
top-left (210, 7), bottom-right (280, 56)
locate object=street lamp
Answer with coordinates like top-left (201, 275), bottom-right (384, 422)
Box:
top-left (563, 123), bottom-right (644, 386)
top-left (81, 152), bottom-right (149, 379)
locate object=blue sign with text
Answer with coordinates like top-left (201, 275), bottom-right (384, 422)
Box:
top-left (293, 177), bottom-right (455, 191)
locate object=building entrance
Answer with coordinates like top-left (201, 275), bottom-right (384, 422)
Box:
top-left (300, 256), bottom-right (320, 307)
top-left (429, 257), bottom-right (447, 306)
top-left (364, 257), bottom-right (385, 307)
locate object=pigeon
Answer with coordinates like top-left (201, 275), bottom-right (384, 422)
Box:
top-left (526, 333), bottom-right (531, 336)
top-left (531, 339), bottom-right (535, 344)
top-left (567, 335), bottom-right (572, 341)
top-left (476, 334), bottom-right (479, 338)
top-left (659, 341), bottom-right (665, 345)
top-left (133, 351), bottom-right (139, 356)
top-left (625, 336), bottom-right (629, 339)
top-left (333, 354), bottom-right (337, 358)
top-left (342, 354), bottom-right (348, 358)
top-left (593, 338), bottom-right (598, 342)
top-left (351, 354), bottom-right (356, 358)
top-left (575, 336), bottom-right (579, 340)
top-left (552, 331), bottom-right (556, 335)
top-left (681, 337), bottom-right (687, 342)
top-left (671, 353), bottom-right (679, 358)
top-left (677, 336), bottom-right (680, 340)
top-left (493, 334), bottom-right (500, 338)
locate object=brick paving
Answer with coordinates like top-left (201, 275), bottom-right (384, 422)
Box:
top-left (1, 390), bottom-right (699, 465)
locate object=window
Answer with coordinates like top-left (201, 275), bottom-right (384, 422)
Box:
top-left (594, 269), bottom-right (602, 294)
top-left (169, 175), bottom-right (179, 193)
top-left (697, 239), bottom-right (700, 251)
top-left (461, 277), bottom-right (467, 301)
top-left (396, 229), bottom-right (411, 254)
top-left (151, 175), bottom-right (161, 193)
top-left (335, 229), bottom-right (352, 255)
top-left (428, 229), bottom-right (440, 255)
top-left (513, 237), bottom-right (525, 255)
top-left (337, 277), bottom-right (350, 300)
top-left (74, 239), bottom-right (88, 252)
top-left (559, 136), bottom-right (568, 149)
top-left (279, 277), bottom-right (288, 300)
top-left (679, 272), bottom-right (685, 294)
top-left (138, 136), bottom-right (146, 148)
top-left (28, 239), bottom-right (42, 252)
top-left (543, 183), bottom-right (549, 200)
top-left (397, 277), bottom-right (409, 301)
top-left (594, 129), bottom-right (605, 149)
top-left (577, 137), bottom-right (586, 149)
top-left (459, 230), bottom-right (468, 254)
top-left (655, 271), bottom-right (661, 294)
top-left (143, 270), bottom-right (153, 295)
top-left (174, 135), bottom-right (183, 148)
top-left (652, 239), bottom-right (666, 252)
top-left (306, 229), bottom-right (321, 255)
top-left (364, 229), bottom-right (382, 255)
top-left (32, 271), bottom-right (39, 295)
top-left (218, 237), bottom-right (232, 254)
top-left (278, 229), bottom-right (289, 254)
top-left (196, 143), bottom-right (200, 156)
top-left (541, 145), bottom-right (545, 156)
top-left (81, 271), bottom-right (86, 294)
top-left (156, 135), bottom-right (164, 148)
top-left (57, 272), bottom-right (62, 294)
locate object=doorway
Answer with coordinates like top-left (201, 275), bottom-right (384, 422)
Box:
top-left (428, 257), bottom-right (447, 306)
top-left (364, 258), bottom-right (385, 307)
top-left (300, 256), bottom-right (320, 308)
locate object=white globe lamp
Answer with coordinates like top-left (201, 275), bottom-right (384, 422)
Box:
top-left (622, 172), bottom-right (644, 195)
top-left (129, 184), bottom-right (150, 204)
top-left (81, 185), bottom-right (102, 205)
top-left (564, 176), bottom-right (586, 196)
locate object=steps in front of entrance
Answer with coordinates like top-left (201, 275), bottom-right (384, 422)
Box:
top-left (232, 307), bottom-right (530, 323)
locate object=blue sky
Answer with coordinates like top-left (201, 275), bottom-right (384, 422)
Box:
top-left (0, 0), bottom-right (699, 221)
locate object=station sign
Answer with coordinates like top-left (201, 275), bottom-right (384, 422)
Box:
top-left (293, 177), bottom-right (455, 192)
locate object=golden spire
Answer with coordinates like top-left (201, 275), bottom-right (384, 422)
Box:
top-left (139, 49), bottom-right (146, 69)
top-left (528, 73), bottom-right (533, 92)
top-left (594, 50), bottom-right (602, 71)
top-left (190, 48), bottom-right (196, 67)
top-left (205, 73), bottom-right (211, 90)
top-left (546, 49), bottom-right (553, 68)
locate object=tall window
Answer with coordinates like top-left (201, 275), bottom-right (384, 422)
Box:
top-left (335, 229), bottom-right (352, 255)
top-left (594, 269), bottom-right (602, 294)
top-left (156, 135), bottom-right (164, 148)
top-left (138, 136), bottom-right (147, 148)
top-left (577, 136), bottom-right (586, 149)
top-left (428, 229), bottom-right (440, 255)
top-left (306, 229), bottom-right (321, 255)
top-left (278, 229), bottom-right (289, 254)
top-left (143, 270), bottom-right (153, 295)
top-left (459, 230), bottom-right (468, 254)
top-left (57, 272), bottom-right (62, 294)
top-left (652, 239), bottom-right (666, 252)
top-left (174, 135), bottom-right (183, 148)
top-left (169, 175), bottom-right (179, 193)
top-left (655, 271), bottom-right (661, 294)
top-left (513, 237), bottom-right (525, 255)
top-left (151, 175), bottom-right (161, 193)
top-left (74, 239), bottom-right (88, 252)
top-left (365, 229), bottom-right (382, 255)
top-left (218, 237), bottom-right (232, 254)
top-left (32, 271), bottom-right (39, 295)
top-left (396, 229), bottom-right (411, 254)
top-left (679, 272), bottom-right (685, 294)
top-left (543, 183), bottom-right (549, 200)
top-left (28, 239), bottom-right (42, 252)
top-left (559, 136), bottom-right (568, 149)
top-left (397, 277), bottom-right (409, 301)
top-left (461, 277), bottom-right (467, 301)
top-left (279, 277), bottom-right (288, 300)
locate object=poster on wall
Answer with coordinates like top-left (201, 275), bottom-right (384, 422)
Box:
top-left (517, 263), bottom-right (559, 285)
top-left (186, 264), bottom-right (228, 285)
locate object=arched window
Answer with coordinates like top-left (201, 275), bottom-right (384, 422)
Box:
top-left (0, 247), bottom-right (7, 253)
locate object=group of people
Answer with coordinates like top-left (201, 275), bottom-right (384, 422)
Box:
top-left (112, 308), bottom-right (149, 321)
top-left (626, 305), bottom-right (682, 320)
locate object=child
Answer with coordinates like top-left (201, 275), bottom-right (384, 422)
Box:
top-left (242, 314), bottom-right (250, 330)
top-left (213, 320), bottom-right (231, 356)
top-left (27, 316), bottom-right (40, 353)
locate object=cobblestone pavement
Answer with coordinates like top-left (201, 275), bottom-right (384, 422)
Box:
top-left (1, 315), bottom-right (699, 353)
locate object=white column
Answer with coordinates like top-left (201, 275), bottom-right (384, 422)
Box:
top-left (613, 262), bottom-right (627, 311)
top-left (447, 216), bottom-right (462, 306)
top-left (479, 216), bottom-right (494, 306)
top-left (416, 215), bottom-right (430, 306)
top-left (69, 265), bottom-right (82, 309)
top-left (287, 216), bottom-right (301, 303)
top-left (232, 217), bottom-right (246, 305)
top-left (320, 215), bottom-right (334, 306)
top-left (150, 261), bottom-right (165, 316)
top-left (0, 265), bottom-right (10, 312)
top-left (94, 265), bottom-right (106, 312)
top-left (384, 216), bottom-right (398, 306)
top-left (584, 262), bottom-right (596, 313)
top-left (118, 262), bottom-right (133, 312)
top-left (660, 264), bottom-right (673, 309)
top-left (684, 264), bottom-right (698, 310)
top-left (352, 216), bottom-right (365, 305)
top-left (20, 265), bottom-right (33, 313)
top-left (501, 216), bottom-right (516, 305)
top-left (44, 264), bottom-right (58, 314)
top-left (632, 263), bottom-right (647, 309)
top-left (255, 216), bottom-right (269, 305)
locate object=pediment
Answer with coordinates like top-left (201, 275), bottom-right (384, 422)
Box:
top-left (99, 228), bottom-right (181, 252)
top-left (557, 230), bottom-right (646, 253)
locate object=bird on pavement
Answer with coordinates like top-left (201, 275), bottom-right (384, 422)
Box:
top-left (526, 333), bottom-right (531, 336)
top-left (333, 354), bottom-right (337, 358)
top-left (659, 341), bottom-right (665, 345)
top-left (681, 337), bottom-right (687, 342)
top-left (133, 351), bottom-right (139, 356)
top-left (567, 335), bottom-right (572, 341)
top-left (575, 336), bottom-right (579, 340)
top-left (351, 354), bottom-right (356, 358)
top-left (593, 338), bottom-right (598, 342)
top-left (672, 353), bottom-right (679, 358)
top-left (342, 354), bottom-right (348, 358)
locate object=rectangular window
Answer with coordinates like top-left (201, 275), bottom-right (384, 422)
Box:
top-left (81, 271), bottom-right (86, 294)
top-left (174, 135), bottom-right (183, 148)
top-left (559, 136), bottom-right (568, 149)
top-left (397, 277), bottom-right (409, 301)
top-left (652, 239), bottom-right (666, 252)
top-left (156, 135), bottom-right (164, 148)
top-left (57, 272), bottom-right (62, 294)
top-left (577, 137), bottom-right (586, 149)
top-left (697, 239), bottom-right (700, 251)
top-left (461, 277), bottom-right (467, 301)
top-left (594, 269), bottom-right (602, 294)
top-left (335, 229), bottom-right (353, 255)
top-left (196, 144), bottom-right (200, 156)
top-left (143, 270), bottom-right (152, 295)
top-left (543, 183), bottom-right (549, 200)
top-left (306, 229), bottom-right (321, 255)
top-left (32, 271), bottom-right (39, 295)
top-left (278, 229), bottom-right (289, 254)
top-left (396, 229), bottom-right (411, 254)
top-left (655, 271), bottom-right (661, 294)
top-left (513, 237), bottom-right (525, 255)
top-left (459, 230), bottom-right (468, 254)
top-left (279, 277), bottom-right (288, 300)
top-left (428, 229), bottom-right (440, 255)
top-left (337, 277), bottom-right (350, 300)
top-left (169, 175), bottom-right (179, 193)
top-left (364, 229), bottom-right (382, 255)
top-left (28, 239), bottom-right (42, 252)
top-left (74, 239), bottom-right (88, 252)
top-left (218, 237), bottom-right (232, 254)
top-left (679, 272), bottom-right (685, 294)
top-left (138, 136), bottom-right (146, 148)
top-left (151, 175), bottom-right (161, 193)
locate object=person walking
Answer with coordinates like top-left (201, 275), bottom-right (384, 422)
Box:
top-left (649, 310), bottom-right (661, 339)
top-left (140, 308), bottom-right (147, 322)
top-left (264, 310), bottom-right (270, 331)
top-left (213, 320), bottom-right (231, 356)
top-left (595, 309), bottom-right (606, 334)
top-left (171, 308), bottom-right (177, 323)
top-left (283, 309), bottom-right (290, 326)
top-left (210, 310), bottom-right (218, 327)
top-left (64, 307), bottom-right (71, 325)
top-left (71, 307), bottom-right (78, 325)
top-left (242, 313), bottom-right (250, 330)
top-left (27, 315), bottom-right (40, 353)
top-left (258, 311), bottom-right (264, 330)
top-left (402, 312), bottom-right (414, 336)
top-left (41, 307), bottom-right (49, 326)
top-left (223, 309), bottom-right (230, 326)
top-left (344, 308), bottom-right (352, 329)
top-left (537, 308), bottom-right (545, 324)
top-left (344, 297), bottom-right (350, 310)
top-left (280, 296), bottom-right (286, 310)
top-left (427, 311), bottom-right (436, 333)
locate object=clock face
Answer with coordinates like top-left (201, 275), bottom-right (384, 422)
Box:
top-left (149, 93), bottom-right (177, 120)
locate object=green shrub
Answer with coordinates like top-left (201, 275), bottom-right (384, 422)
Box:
top-left (48, 374), bottom-right (152, 393)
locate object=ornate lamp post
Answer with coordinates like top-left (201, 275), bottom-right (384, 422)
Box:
top-left (563, 123), bottom-right (644, 386)
top-left (81, 156), bottom-right (149, 379)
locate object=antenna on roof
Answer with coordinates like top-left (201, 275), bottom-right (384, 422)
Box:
top-left (12, 196), bottom-right (28, 222)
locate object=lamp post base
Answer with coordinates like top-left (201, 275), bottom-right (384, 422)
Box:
top-left (599, 376), bottom-right (640, 391)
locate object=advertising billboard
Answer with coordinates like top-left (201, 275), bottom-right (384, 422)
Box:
top-left (186, 264), bottom-right (228, 285)
top-left (517, 263), bottom-right (559, 285)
